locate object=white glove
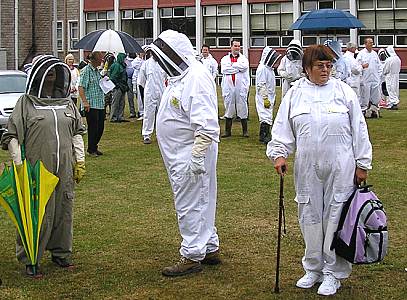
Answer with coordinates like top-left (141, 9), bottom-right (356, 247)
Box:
top-left (72, 134), bottom-right (85, 162)
top-left (189, 155), bottom-right (205, 175)
top-left (8, 138), bottom-right (22, 165)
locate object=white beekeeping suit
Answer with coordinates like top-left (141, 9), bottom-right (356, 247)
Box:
top-left (325, 40), bottom-right (349, 82)
top-left (267, 77), bottom-right (372, 284)
top-left (382, 46), bottom-right (401, 109)
top-left (356, 45), bottom-right (382, 113)
top-left (131, 54), bottom-right (145, 118)
top-left (201, 54), bottom-right (218, 81)
top-left (277, 39), bottom-right (303, 97)
top-left (150, 30), bottom-right (220, 276)
top-left (343, 43), bottom-right (363, 101)
top-left (255, 46), bottom-right (281, 145)
top-left (141, 56), bottom-right (166, 144)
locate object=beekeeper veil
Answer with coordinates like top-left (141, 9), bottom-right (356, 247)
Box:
top-left (260, 46), bottom-right (281, 68)
top-left (148, 30), bottom-right (194, 77)
top-left (378, 48), bottom-right (389, 62)
top-left (286, 39), bottom-right (303, 61)
top-left (324, 40), bottom-right (343, 61)
top-left (26, 55), bottom-right (71, 98)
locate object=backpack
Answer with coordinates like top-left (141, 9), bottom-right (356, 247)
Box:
top-left (331, 184), bottom-right (388, 264)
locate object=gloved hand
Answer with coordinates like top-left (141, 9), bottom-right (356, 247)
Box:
top-left (264, 98), bottom-right (271, 109)
top-left (189, 155), bottom-right (205, 175)
top-left (73, 161), bottom-right (86, 183)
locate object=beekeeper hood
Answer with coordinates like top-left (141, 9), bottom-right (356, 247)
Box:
top-left (324, 40), bottom-right (343, 61)
top-left (26, 55), bottom-right (70, 98)
top-left (286, 39), bottom-right (303, 61)
top-left (148, 29), bottom-right (194, 77)
top-left (378, 48), bottom-right (389, 62)
top-left (386, 45), bottom-right (397, 57)
top-left (260, 46), bottom-right (281, 68)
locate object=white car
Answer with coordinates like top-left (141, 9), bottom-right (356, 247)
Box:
top-left (0, 70), bottom-right (27, 135)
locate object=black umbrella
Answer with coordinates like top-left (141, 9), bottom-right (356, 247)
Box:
top-left (74, 29), bottom-right (143, 53)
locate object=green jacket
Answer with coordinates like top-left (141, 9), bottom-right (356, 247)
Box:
top-left (109, 53), bottom-right (128, 92)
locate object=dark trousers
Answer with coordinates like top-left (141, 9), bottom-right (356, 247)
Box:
top-left (85, 108), bottom-right (105, 153)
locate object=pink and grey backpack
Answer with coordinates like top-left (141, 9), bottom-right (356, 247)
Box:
top-left (331, 184), bottom-right (388, 264)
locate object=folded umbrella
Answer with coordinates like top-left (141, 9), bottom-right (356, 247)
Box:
top-left (74, 29), bottom-right (143, 53)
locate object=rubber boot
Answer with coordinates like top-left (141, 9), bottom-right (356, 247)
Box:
top-left (221, 118), bottom-right (232, 138)
top-left (263, 123), bottom-right (271, 145)
top-left (259, 122), bottom-right (267, 143)
top-left (241, 118), bottom-right (249, 137)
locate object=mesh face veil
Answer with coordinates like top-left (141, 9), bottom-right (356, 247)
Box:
top-left (26, 55), bottom-right (71, 98)
top-left (286, 43), bottom-right (303, 61)
top-left (149, 38), bottom-right (190, 77)
top-left (264, 48), bottom-right (281, 68)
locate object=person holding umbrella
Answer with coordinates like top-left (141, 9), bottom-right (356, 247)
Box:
top-left (150, 29), bottom-right (221, 276)
top-left (267, 45), bottom-right (372, 296)
top-left (2, 55), bottom-right (86, 277)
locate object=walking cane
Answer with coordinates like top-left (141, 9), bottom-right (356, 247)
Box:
top-left (274, 166), bottom-right (286, 293)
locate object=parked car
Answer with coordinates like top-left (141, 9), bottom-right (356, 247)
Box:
top-left (0, 70), bottom-right (27, 135)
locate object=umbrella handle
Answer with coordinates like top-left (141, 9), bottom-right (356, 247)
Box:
top-left (21, 144), bottom-right (26, 161)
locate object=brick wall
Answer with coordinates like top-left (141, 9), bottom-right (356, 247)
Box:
top-left (1, 0), bottom-right (15, 69)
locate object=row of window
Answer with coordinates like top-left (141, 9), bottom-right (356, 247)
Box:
top-left (57, 21), bottom-right (79, 51)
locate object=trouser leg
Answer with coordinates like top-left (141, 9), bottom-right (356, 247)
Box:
top-left (85, 108), bottom-right (98, 153)
top-left (138, 85), bottom-right (144, 117)
top-left (127, 78), bottom-right (136, 116)
top-left (95, 109), bottom-right (105, 148)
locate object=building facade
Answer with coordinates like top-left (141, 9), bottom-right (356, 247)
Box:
top-left (1, 0), bottom-right (406, 79)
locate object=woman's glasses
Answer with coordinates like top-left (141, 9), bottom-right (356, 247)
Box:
top-left (313, 62), bottom-right (333, 70)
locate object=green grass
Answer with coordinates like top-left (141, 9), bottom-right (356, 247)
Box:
top-left (0, 88), bottom-right (406, 299)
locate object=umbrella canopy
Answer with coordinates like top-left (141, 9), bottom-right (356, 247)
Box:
top-left (74, 29), bottom-right (143, 53)
top-left (0, 160), bottom-right (59, 274)
top-left (290, 9), bottom-right (365, 31)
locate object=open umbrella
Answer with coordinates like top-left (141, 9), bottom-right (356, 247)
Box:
top-left (291, 9), bottom-right (365, 31)
top-left (0, 159), bottom-right (59, 275)
top-left (74, 29), bottom-right (143, 53)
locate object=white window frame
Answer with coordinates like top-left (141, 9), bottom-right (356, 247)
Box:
top-left (217, 5), bottom-right (230, 16)
top-left (250, 3), bottom-right (265, 15)
top-left (68, 20), bottom-right (79, 51)
top-left (145, 9), bottom-right (153, 19)
top-left (396, 35), bottom-right (407, 47)
top-left (375, 0), bottom-right (394, 10)
top-left (57, 21), bottom-right (64, 52)
top-left (358, 0), bottom-right (375, 10)
top-left (107, 11), bottom-right (115, 20)
top-left (86, 12), bottom-right (97, 21)
top-left (203, 6), bottom-right (216, 17)
top-left (186, 7), bottom-right (196, 17)
top-left (266, 36), bottom-right (280, 47)
top-left (173, 7), bottom-right (186, 18)
top-left (377, 35), bottom-right (395, 46)
top-left (359, 35), bottom-right (376, 47)
top-left (122, 10), bottom-right (133, 20)
top-left (250, 37), bottom-right (265, 47)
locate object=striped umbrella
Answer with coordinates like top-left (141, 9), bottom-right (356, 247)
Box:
top-left (74, 29), bottom-right (143, 53)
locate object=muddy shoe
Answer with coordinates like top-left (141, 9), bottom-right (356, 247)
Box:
top-left (162, 257), bottom-right (202, 277)
top-left (201, 250), bottom-right (221, 265)
top-left (52, 256), bottom-right (74, 269)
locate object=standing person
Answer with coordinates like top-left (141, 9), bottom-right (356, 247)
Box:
top-left (255, 47), bottom-right (281, 145)
top-left (141, 52), bottom-right (166, 144)
top-left (150, 29), bottom-right (220, 276)
top-left (125, 53), bottom-right (137, 118)
top-left (65, 53), bottom-right (80, 106)
top-left (343, 42), bottom-right (363, 102)
top-left (78, 51), bottom-right (106, 156)
top-left (277, 39), bottom-right (303, 98)
top-left (324, 40), bottom-right (349, 82)
top-left (382, 46), bottom-right (401, 110)
top-left (201, 44), bottom-right (218, 81)
top-left (267, 45), bottom-right (372, 296)
top-left (220, 39), bottom-right (250, 138)
top-left (109, 53), bottom-right (129, 123)
top-left (131, 52), bottom-right (145, 119)
top-left (1, 55), bottom-right (86, 277)
top-left (356, 37), bottom-right (382, 117)
top-left (101, 53), bottom-right (115, 118)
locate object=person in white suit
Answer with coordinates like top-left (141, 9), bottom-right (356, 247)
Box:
top-left (343, 42), bottom-right (363, 102)
top-left (382, 46), bottom-right (401, 110)
top-left (278, 39), bottom-right (303, 98)
top-left (255, 46), bottom-right (281, 144)
top-left (220, 39), bottom-right (250, 137)
top-left (200, 44), bottom-right (218, 81)
top-left (150, 30), bottom-right (221, 277)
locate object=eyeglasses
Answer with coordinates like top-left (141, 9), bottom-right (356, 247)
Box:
top-left (313, 63), bottom-right (333, 70)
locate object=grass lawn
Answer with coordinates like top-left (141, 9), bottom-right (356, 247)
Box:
top-left (0, 87), bottom-right (406, 299)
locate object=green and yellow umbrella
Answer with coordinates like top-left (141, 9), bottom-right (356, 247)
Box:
top-left (0, 159), bottom-right (59, 275)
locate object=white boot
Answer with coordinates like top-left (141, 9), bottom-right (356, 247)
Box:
top-left (317, 274), bottom-right (341, 296)
top-left (296, 272), bottom-right (323, 289)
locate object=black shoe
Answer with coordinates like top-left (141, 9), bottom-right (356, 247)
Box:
top-left (120, 119), bottom-right (130, 123)
top-left (87, 151), bottom-right (99, 157)
top-left (52, 256), bottom-right (74, 269)
top-left (26, 264), bottom-right (43, 278)
top-left (389, 104), bottom-right (398, 110)
top-left (95, 150), bottom-right (103, 156)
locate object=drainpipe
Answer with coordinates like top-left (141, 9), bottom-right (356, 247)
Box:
top-left (195, 0), bottom-right (201, 51)
top-left (79, 0), bottom-right (84, 61)
top-left (293, 0), bottom-right (301, 41)
top-left (153, 0), bottom-right (159, 39)
top-left (14, 0), bottom-right (19, 69)
top-left (52, 0), bottom-right (57, 56)
top-left (350, 0), bottom-right (357, 45)
top-left (114, 0), bottom-right (120, 31)
top-left (242, 0), bottom-right (249, 58)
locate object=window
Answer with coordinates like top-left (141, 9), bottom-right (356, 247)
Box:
top-left (302, 36), bottom-right (318, 46)
top-left (57, 21), bottom-right (63, 51)
top-left (122, 10), bottom-right (132, 19)
top-left (121, 9), bottom-right (153, 46)
top-left (377, 35), bottom-right (394, 46)
top-left (359, 0), bottom-right (374, 10)
top-left (203, 5), bottom-right (242, 48)
top-left (319, 1), bottom-right (334, 9)
top-left (68, 21), bottom-right (79, 50)
top-left (396, 35), bottom-right (407, 46)
top-left (161, 7), bottom-right (196, 40)
top-left (377, 0), bottom-right (393, 9)
top-left (249, 3), bottom-right (293, 47)
top-left (359, 35), bottom-right (376, 47)
top-left (86, 11), bottom-right (114, 33)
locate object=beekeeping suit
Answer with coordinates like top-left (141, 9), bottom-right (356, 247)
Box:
top-left (151, 30), bottom-right (220, 261)
top-left (382, 46), bottom-right (401, 108)
top-left (278, 39), bottom-right (303, 97)
top-left (1, 55), bottom-right (86, 265)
